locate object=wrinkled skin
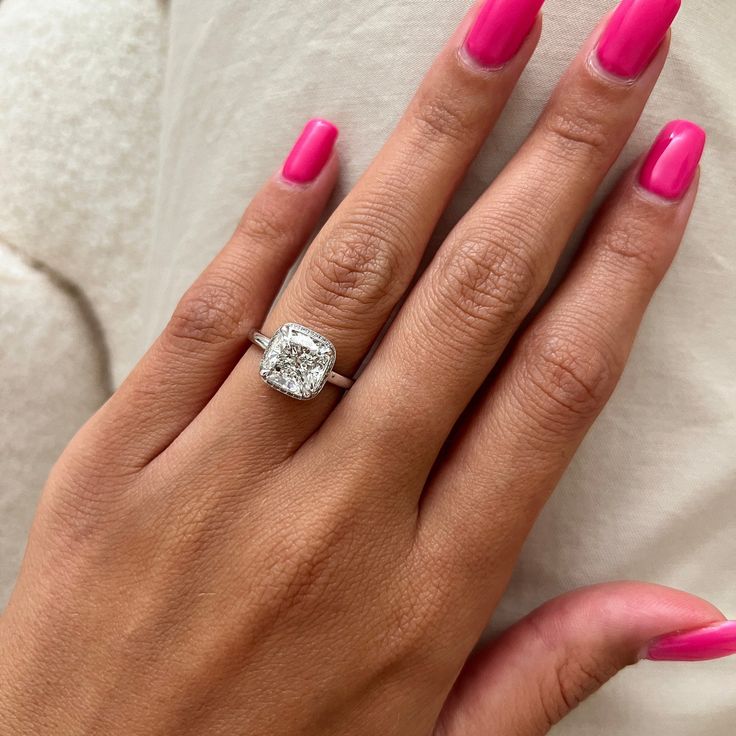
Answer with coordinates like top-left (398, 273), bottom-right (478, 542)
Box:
top-left (0, 4), bottom-right (721, 736)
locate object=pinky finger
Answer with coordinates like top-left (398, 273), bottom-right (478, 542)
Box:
top-left (73, 119), bottom-right (340, 472)
top-left (421, 120), bottom-right (705, 574)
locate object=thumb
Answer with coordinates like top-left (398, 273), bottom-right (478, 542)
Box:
top-left (435, 582), bottom-right (736, 736)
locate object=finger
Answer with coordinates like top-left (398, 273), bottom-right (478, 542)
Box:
top-left (422, 121), bottom-right (704, 590)
top-left (341, 0), bottom-right (679, 474)
top-left (199, 0), bottom-right (544, 451)
top-left (435, 583), bottom-right (730, 736)
top-left (72, 120), bottom-right (339, 471)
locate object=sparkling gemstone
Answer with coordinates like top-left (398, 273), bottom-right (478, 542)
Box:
top-left (259, 323), bottom-right (336, 400)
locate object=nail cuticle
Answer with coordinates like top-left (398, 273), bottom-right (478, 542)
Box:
top-left (276, 174), bottom-right (317, 191)
top-left (633, 181), bottom-right (684, 206)
top-left (457, 44), bottom-right (508, 74)
top-left (586, 47), bottom-right (640, 87)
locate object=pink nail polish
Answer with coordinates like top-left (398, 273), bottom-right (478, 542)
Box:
top-left (639, 120), bottom-right (706, 200)
top-left (646, 621), bottom-right (736, 662)
top-left (596, 0), bottom-right (680, 79)
top-left (464, 0), bottom-right (544, 69)
top-left (282, 119), bottom-right (338, 185)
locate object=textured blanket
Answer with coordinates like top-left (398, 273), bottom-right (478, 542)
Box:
top-left (0, 0), bottom-right (166, 599)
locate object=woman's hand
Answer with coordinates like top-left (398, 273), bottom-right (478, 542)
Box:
top-left (1, 0), bottom-right (730, 734)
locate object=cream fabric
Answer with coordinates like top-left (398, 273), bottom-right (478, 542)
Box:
top-left (0, 242), bottom-right (107, 602)
top-left (2, 0), bottom-right (735, 733)
top-left (0, 0), bottom-right (166, 600)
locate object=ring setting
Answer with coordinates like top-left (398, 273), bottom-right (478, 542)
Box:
top-left (249, 323), bottom-right (354, 400)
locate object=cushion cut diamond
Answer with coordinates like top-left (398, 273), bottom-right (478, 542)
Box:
top-left (259, 323), bottom-right (336, 400)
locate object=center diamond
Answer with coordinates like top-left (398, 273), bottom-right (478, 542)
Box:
top-left (259, 323), bottom-right (336, 400)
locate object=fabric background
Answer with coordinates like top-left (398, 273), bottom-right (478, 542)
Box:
top-left (0, 0), bottom-right (166, 599)
top-left (1, 0), bottom-right (735, 732)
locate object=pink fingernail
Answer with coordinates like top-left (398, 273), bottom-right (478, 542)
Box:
top-left (282, 119), bottom-right (338, 185)
top-left (464, 0), bottom-right (545, 69)
top-left (639, 120), bottom-right (706, 200)
top-left (596, 0), bottom-right (680, 79)
top-left (645, 621), bottom-right (736, 662)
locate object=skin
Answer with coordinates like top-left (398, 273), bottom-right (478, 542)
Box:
top-left (0, 5), bottom-right (724, 735)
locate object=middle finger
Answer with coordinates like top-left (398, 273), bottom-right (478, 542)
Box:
top-left (333, 0), bottom-right (679, 467)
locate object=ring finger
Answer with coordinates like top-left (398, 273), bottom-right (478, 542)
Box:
top-left (185, 0), bottom-right (546, 457)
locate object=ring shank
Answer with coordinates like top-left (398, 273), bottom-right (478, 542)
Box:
top-left (248, 330), bottom-right (355, 390)
top-left (250, 330), bottom-right (271, 351)
top-left (326, 370), bottom-right (354, 390)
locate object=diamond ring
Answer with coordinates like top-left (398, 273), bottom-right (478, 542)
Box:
top-left (249, 323), bottom-right (354, 400)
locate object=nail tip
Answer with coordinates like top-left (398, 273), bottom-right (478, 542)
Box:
top-left (664, 119), bottom-right (707, 154)
top-left (282, 118), bottom-right (339, 185)
top-left (596, 0), bottom-right (681, 79)
top-left (464, 0), bottom-right (544, 69)
top-left (639, 117), bottom-right (706, 199)
top-left (645, 621), bottom-right (736, 662)
top-left (305, 117), bottom-right (340, 140)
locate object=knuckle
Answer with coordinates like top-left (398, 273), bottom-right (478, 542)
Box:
top-left (305, 207), bottom-right (407, 319)
top-left (525, 328), bottom-right (621, 423)
top-left (521, 613), bottom-right (618, 729)
top-left (167, 280), bottom-right (246, 348)
top-left (235, 203), bottom-right (293, 251)
top-left (542, 102), bottom-right (610, 162)
top-left (411, 92), bottom-right (475, 147)
top-left (541, 653), bottom-right (614, 726)
top-left (376, 591), bottom-right (441, 672)
top-left (433, 229), bottom-right (538, 343)
top-left (262, 517), bottom-right (348, 620)
top-left (600, 220), bottom-right (665, 281)
top-left (283, 532), bottom-right (339, 607)
top-left (42, 458), bottom-right (139, 556)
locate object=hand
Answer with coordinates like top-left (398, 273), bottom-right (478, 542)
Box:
top-left (1, 0), bottom-right (730, 734)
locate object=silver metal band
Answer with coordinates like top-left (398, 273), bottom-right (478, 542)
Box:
top-left (249, 329), bottom-right (355, 391)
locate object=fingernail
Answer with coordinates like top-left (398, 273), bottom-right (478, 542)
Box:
top-left (282, 119), bottom-right (339, 185)
top-left (639, 120), bottom-right (706, 200)
top-left (596, 0), bottom-right (680, 79)
top-left (645, 621), bottom-right (736, 662)
top-left (464, 0), bottom-right (544, 69)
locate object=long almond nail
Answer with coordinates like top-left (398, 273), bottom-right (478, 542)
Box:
top-left (464, 0), bottom-right (544, 69)
top-left (639, 120), bottom-right (706, 201)
top-left (645, 621), bottom-right (736, 662)
top-left (282, 119), bottom-right (339, 185)
top-left (596, 0), bottom-right (680, 79)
